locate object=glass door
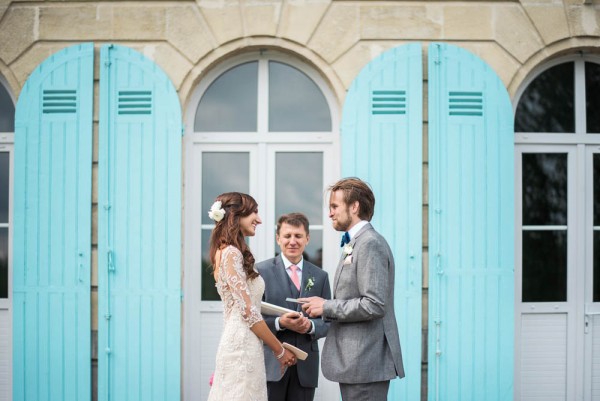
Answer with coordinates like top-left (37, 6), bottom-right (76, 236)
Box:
top-left (265, 144), bottom-right (339, 273)
top-left (182, 143), bottom-right (258, 401)
top-left (0, 140), bottom-right (12, 401)
top-left (182, 50), bottom-right (340, 401)
top-left (584, 148), bottom-right (600, 401)
top-left (0, 149), bottom-right (9, 305)
top-left (515, 145), bottom-right (578, 401)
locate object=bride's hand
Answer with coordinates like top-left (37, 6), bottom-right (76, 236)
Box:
top-left (278, 349), bottom-right (296, 374)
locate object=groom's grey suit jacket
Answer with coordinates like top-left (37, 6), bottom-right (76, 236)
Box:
top-left (257, 256), bottom-right (331, 388)
top-left (321, 223), bottom-right (405, 383)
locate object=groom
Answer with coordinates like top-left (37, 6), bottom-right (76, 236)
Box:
top-left (300, 177), bottom-right (404, 401)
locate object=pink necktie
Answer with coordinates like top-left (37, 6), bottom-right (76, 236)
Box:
top-left (289, 265), bottom-right (301, 291)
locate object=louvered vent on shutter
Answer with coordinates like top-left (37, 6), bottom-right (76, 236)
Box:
top-left (42, 89), bottom-right (77, 114)
top-left (118, 90), bottom-right (152, 115)
top-left (371, 90), bottom-right (406, 115)
top-left (448, 91), bottom-right (483, 116)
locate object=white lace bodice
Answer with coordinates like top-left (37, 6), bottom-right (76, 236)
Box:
top-left (208, 245), bottom-right (267, 401)
top-left (215, 245), bottom-right (264, 327)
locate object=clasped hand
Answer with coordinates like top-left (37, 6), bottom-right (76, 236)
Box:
top-left (278, 348), bottom-right (296, 374)
top-left (279, 312), bottom-right (311, 334)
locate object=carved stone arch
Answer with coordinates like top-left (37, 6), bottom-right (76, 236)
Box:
top-left (179, 36), bottom-right (345, 113)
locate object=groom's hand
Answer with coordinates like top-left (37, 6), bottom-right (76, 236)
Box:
top-left (280, 312), bottom-right (310, 333)
top-left (298, 296), bottom-right (325, 318)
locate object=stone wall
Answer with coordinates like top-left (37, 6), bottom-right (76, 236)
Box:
top-left (1, 0), bottom-right (599, 102)
top-left (1, 1), bottom-right (599, 399)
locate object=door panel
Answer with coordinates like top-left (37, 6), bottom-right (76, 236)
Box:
top-left (0, 146), bottom-right (11, 401)
top-left (98, 44), bottom-right (182, 401)
top-left (428, 43), bottom-right (514, 401)
top-left (182, 143), bottom-right (340, 400)
top-left (13, 43), bottom-right (93, 401)
top-left (183, 145), bottom-right (256, 401)
top-left (520, 314), bottom-right (567, 400)
top-left (585, 148), bottom-right (600, 400)
top-left (341, 42), bottom-right (423, 400)
top-left (515, 146), bottom-right (576, 401)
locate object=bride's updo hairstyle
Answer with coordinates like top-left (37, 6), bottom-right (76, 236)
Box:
top-left (208, 192), bottom-right (259, 279)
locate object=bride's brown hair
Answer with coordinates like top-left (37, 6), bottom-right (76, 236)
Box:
top-left (208, 192), bottom-right (258, 279)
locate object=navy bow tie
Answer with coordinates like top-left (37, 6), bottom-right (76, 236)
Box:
top-left (340, 232), bottom-right (350, 247)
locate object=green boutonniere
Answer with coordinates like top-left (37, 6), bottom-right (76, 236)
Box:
top-left (304, 276), bottom-right (315, 292)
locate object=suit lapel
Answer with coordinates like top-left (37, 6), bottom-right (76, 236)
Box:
top-left (332, 254), bottom-right (345, 296)
top-left (332, 223), bottom-right (373, 295)
top-left (299, 262), bottom-right (315, 298)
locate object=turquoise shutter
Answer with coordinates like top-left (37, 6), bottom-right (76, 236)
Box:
top-left (341, 43), bottom-right (423, 400)
top-left (13, 43), bottom-right (94, 401)
top-left (427, 43), bottom-right (514, 401)
top-left (97, 44), bottom-right (182, 401)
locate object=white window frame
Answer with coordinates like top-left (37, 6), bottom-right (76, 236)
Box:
top-left (184, 51), bottom-right (340, 143)
top-left (0, 75), bottom-right (14, 401)
top-left (0, 73), bottom-right (15, 308)
top-left (185, 142), bottom-right (260, 312)
top-left (514, 54), bottom-right (600, 401)
top-left (264, 143), bottom-right (338, 262)
top-left (0, 136), bottom-right (12, 310)
top-left (514, 55), bottom-right (600, 144)
top-left (182, 50), bottom-right (341, 401)
top-left (583, 146), bottom-right (600, 401)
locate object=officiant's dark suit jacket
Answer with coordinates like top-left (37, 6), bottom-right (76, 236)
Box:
top-left (322, 223), bottom-right (405, 383)
top-left (257, 256), bottom-right (331, 388)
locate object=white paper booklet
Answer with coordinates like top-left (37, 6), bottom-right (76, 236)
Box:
top-left (260, 301), bottom-right (296, 316)
top-left (283, 342), bottom-right (308, 361)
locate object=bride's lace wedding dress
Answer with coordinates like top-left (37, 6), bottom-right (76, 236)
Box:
top-left (208, 245), bottom-right (267, 401)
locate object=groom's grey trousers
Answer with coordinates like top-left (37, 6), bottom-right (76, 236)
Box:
top-left (339, 381), bottom-right (390, 401)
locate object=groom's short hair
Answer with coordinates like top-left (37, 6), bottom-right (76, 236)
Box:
top-left (329, 177), bottom-right (375, 221)
top-left (276, 212), bottom-right (310, 235)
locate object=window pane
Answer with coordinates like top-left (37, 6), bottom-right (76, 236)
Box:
top-left (273, 228), bottom-right (323, 269)
top-left (595, 154), bottom-right (600, 226)
top-left (275, 152), bottom-right (323, 223)
top-left (0, 228), bottom-right (6, 298)
top-left (194, 62), bottom-right (258, 132)
top-left (201, 152), bottom-right (249, 301)
top-left (522, 230), bottom-right (567, 302)
top-left (595, 154), bottom-right (600, 302)
top-left (0, 152), bottom-right (8, 223)
top-left (304, 229), bottom-right (322, 268)
top-left (595, 231), bottom-right (600, 302)
top-left (201, 228), bottom-right (219, 301)
top-left (0, 84), bottom-right (14, 132)
top-left (269, 61), bottom-right (331, 132)
top-left (522, 153), bottom-right (567, 226)
top-left (515, 63), bottom-right (574, 133)
top-left (586, 62), bottom-right (600, 134)
top-left (202, 152), bottom-right (250, 225)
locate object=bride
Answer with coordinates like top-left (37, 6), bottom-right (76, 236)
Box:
top-left (207, 192), bottom-right (297, 401)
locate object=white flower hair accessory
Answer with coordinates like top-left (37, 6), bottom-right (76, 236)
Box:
top-left (208, 201), bottom-right (226, 222)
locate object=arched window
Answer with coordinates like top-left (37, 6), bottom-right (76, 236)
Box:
top-left (514, 56), bottom-right (600, 400)
top-left (183, 50), bottom-right (340, 400)
top-left (193, 60), bottom-right (331, 133)
top-left (186, 51), bottom-right (338, 299)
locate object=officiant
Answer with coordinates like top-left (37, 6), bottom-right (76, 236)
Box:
top-left (257, 213), bottom-right (331, 401)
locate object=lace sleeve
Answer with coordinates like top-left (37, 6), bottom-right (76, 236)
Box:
top-left (220, 246), bottom-right (263, 327)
